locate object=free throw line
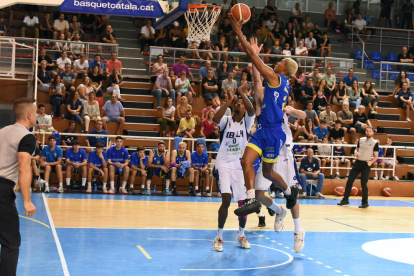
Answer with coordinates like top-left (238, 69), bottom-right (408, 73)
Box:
top-left (137, 246), bottom-right (152, 259)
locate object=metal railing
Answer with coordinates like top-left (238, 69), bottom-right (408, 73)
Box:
top-left (350, 27), bottom-right (367, 69)
top-left (379, 61), bottom-right (414, 90)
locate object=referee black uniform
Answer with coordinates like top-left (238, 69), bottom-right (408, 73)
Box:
top-left (338, 128), bottom-right (379, 208)
top-left (0, 119), bottom-right (37, 274)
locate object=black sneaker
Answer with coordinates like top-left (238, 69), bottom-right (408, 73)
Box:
top-left (189, 190), bottom-right (196, 196)
top-left (359, 203), bottom-right (369, 208)
top-left (81, 186), bottom-right (86, 193)
top-left (285, 185), bottom-right (299, 209)
top-left (128, 188), bottom-right (135, 195)
top-left (50, 111), bottom-right (54, 118)
top-left (267, 207), bottom-right (275, 216)
top-left (172, 189), bottom-right (178, 196)
top-left (66, 186), bottom-right (72, 193)
top-left (234, 198), bottom-right (262, 216)
top-left (258, 216), bottom-right (266, 227)
top-left (140, 188), bottom-right (145, 195)
top-left (337, 199), bottom-right (350, 206)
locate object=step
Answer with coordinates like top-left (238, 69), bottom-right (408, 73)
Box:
top-left (392, 141), bottom-right (414, 148)
top-left (124, 130), bottom-right (160, 137)
top-left (369, 113), bottom-right (400, 121)
top-left (123, 77), bottom-right (151, 83)
top-left (121, 88), bottom-right (151, 96)
top-left (124, 123), bottom-right (160, 131)
top-left (371, 119), bottom-right (414, 129)
top-left (122, 101), bottom-right (153, 109)
top-left (122, 81), bottom-right (151, 89)
top-left (375, 107), bottom-right (402, 115)
top-left (124, 109), bottom-right (160, 116)
top-left (377, 127), bottom-right (411, 135)
top-left (122, 94), bottom-right (154, 102)
top-left (397, 156), bottom-right (414, 165)
top-left (396, 149), bottom-right (414, 156)
top-left (378, 101), bottom-right (391, 108)
top-left (125, 115), bottom-right (157, 124)
top-left (388, 134), bottom-right (414, 142)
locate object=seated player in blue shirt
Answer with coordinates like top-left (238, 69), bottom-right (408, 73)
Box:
top-left (191, 142), bottom-right (210, 196)
top-left (372, 141), bottom-right (385, 180)
top-left (293, 136), bottom-right (307, 162)
top-left (107, 136), bottom-right (129, 194)
top-left (170, 142), bottom-right (195, 196)
top-left (314, 120), bottom-right (328, 142)
top-left (129, 146), bottom-right (148, 195)
top-left (332, 138), bottom-right (351, 179)
top-left (40, 135), bottom-right (63, 193)
top-left (87, 142), bottom-right (108, 193)
top-left (147, 142), bottom-right (171, 195)
top-left (65, 140), bottom-right (87, 193)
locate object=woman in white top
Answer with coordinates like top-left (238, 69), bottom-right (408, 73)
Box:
top-left (175, 71), bottom-right (195, 105)
top-left (151, 54), bottom-right (167, 83)
top-left (83, 91), bottom-right (101, 132)
top-left (157, 97), bottom-right (176, 137)
top-left (77, 76), bottom-right (95, 103)
top-left (317, 136), bottom-right (332, 175)
top-left (54, 33), bottom-right (69, 52)
top-left (73, 53), bottom-right (89, 80)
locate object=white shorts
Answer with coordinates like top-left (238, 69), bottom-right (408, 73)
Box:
top-left (218, 167), bottom-right (246, 202)
top-left (383, 159), bottom-right (396, 166)
top-left (256, 146), bottom-right (298, 191)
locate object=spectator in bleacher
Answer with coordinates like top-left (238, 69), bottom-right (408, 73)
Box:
top-left (36, 104), bottom-right (55, 132)
top-left (83, 91), bottom-right (101, 132)
top-left (69, 15), bottom-right (83, 39)
top-left (177, 110), bottom-right (196, 138)
top-left (158, 98), bottom-right (176, 137)
top-left (214, 35), bottom-right (230, 61)
top-left (221, 71), bottom-right (237, 97)
top-left (343, 68), bottom-right (358, 88)
top-left (332, 80), bottom-right (348, 106)
top-left (39, 12), bottom-right (53, 39)
top-left (362, 9), bottom-right (375, 40)
top-left (383, 137), bottom-right (399, 180)
top-left (397, 82), bottom-right (414, 121)
top-left (139, 19), bottom-right (155, 54)
top-left (155, 27), bottom-right (167, 46)
top-left (353, 0), bottom-right (364, 14)
top-left (266, 14), bottom-right (277, 30)
top-left (54, 33), bottom-right (69, 53)
top-left (318, 79), bottom-right (332, 103)
top-left (295, 40), bottom-right (308, 66)
top-left (153, 68), bottom-right (176, 110)
top-left (97, 15), bottom-right (110, 36)
top-left (215, 60), bottom-right (234, 92)
top-left (0, 16), bottom-right (7, 36)
top-left (86, 142), bottom-right (108, 193)
top-left (391, 71), bottom-right (410, 98)
top-left (201, 101), bottom-right (215, 120)
top-left (238, 72), bottom-right (253, 101)
top-left (60, 63), bottom-right (75, 93)
top-left (323, 66), bottom-right (336, 96)
top-left (77, 76), bottom-right (94, 102)
top-left (107, 67), bottom-right (124, 101)
top-left (308, 67), bottom-right (322, 86)
top-left (264, 0), bottom-right (279, 16)
top-left (282, 42), bottom-right (292, 56)
top-left (21, 10), bottom-right (39, 38)
top-left (79, 14), bottom-right (96, 40)
top-left (271, 22), bottom-right (283, 40)
top-left (290, 2), bottom-right (303, 24)
top-left (72, 53), bottom-right (88, 80)
top-left (175, 71), bottom-right (195, 105)
top-left (332, 138), bottom-right (351, 179)
top-left (102, 25), bottom-right (116, 44)
top-left (398, 46), bottom-right (413, 66)
top-left (304, 31), bottom-right (317, 57)
top-left (329, 120), bottom-right (345, 143)
top-left (202, 69), bottom-right (220, 107)
top-left (49, 75), bottom-right (65, 118)
top-left (56, 51), bottom-right (71, 73)
top-left (324, 2), bottom-right (337, 28)
top-left (191, 142), bottom-right (211, 196)
top-left (377, 0), bottom-right (393, 28)
top-left (171, 55), bottom-right (195, 86)
top-left (69, 33), bottom-right (84, 61)
top-left (318, 136), bottom-right (332, 174)
top-left (219, 17), bottom-right (234, 48)
top-left (107, 136), bottom-right (130, 194)
top-left (283, 23), bottom-right (294, 45)
top-left (291, 66), bottom-right (305, 101)
top-left (266, 38), bottom-right (282, 63)
top-left (338, 102), bottom-right (355, 135)
top-left (300, 77), bottom-right (316, 107)
top-left (36, 49), bottom-right (55, 72)
top-left (301, 15), bottom-right (314, 36)
top-left (314, 119), bottom-right (328, 142)
top-left (313, 89), bottom-right (328, 115)
top-left (102, 94), bottom-right (125, 135)
top-left (200, 110), bottom-right (217, 139)
top-left (86, 119), bottom-right (109, 148)
top-left (259, 5), bottom-right (270, 24)
top-left (128, 146), bottom-right (148, 195)
top-left (353, 13), bottom-right (371, 41)
top-left (40, 135), bottom-right (63, 193)
top-left (61, 120), bottom-right (78, 148)
top-left (319, 104), bottom-right (337, 130)
top-left (169, 21), bottom-right (183, 48)
top-left (65, 90), bottom-right (83, 124)
top-left (53, 12), bottom-right (69, 40)
top-left (89, 54), bottom-right (105, 75)
top-left (293, 136), bottom-right (307, 161)
top-left (299, 148), bottom-right (325, 198)
top-left (351, 105), bottom-right (372, 140)
top-left (199, 60), bottom-right (215, 81)
top-left (401, 0), bottom-right (414, 29)
top-left (318, 32), bottom-right (331, 57)
top-left (200, 40), bottom-right (214, 61)
top-left (347, 80), bottom-right (362, 109)
top-left (88, 65), bottom-right (104, 97)
top-left (37, 60), bottom-right (52, 93)
top-left (65, 140), bottom-right (87, 192)
top-left (302, 118), bottom-right (316, 140)
top-left (361, 80), bottom-right (379, 113)
top-left (151, 54), bottom-right (167, 83)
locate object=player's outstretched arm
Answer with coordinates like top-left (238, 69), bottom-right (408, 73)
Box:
top-left (213, 91), bottom-right (234, 124)
top-left (238, 84), bottom-right (255, 117)
top-left (250, 37), bottom-right (264, 111)
top-left (284, 105), bottom-right (306, 119)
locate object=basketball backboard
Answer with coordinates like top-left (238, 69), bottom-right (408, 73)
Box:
top-left (153, 0), bottom-right (189, 29)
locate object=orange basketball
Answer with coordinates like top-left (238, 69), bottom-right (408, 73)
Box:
top-left (350, 187), bottom-right (358, 196)
top-left (334, 186), bottom-right (345, 196)
top-left (230, 3), bottom-right (251, 24)
top-left (383, 187), bottom-right (392, 197)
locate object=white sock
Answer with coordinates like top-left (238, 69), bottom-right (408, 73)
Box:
top-left (195, 186), bottom-right (199, 190)
top-left (206, 186), bottom-right (210, 192)
top-left (45, 182), bottom-right (49, 188)
top-left (165, 180), bottom-right (170, 189)
top-left (375, 172), bottom-right (378, 176)
top-left (293, 218), bottom-right (301, 232)
top-left (141, 184), bottom-right (145, 189)
top-left (238, 227), bottom-right (245, 236)
top-left (385, 176), bottom-right (389, 180)
top-left (66, 178), bottom-right (70, 186)
top-left (217, 228), bottom-right (223, 239)
top-left (146, 180), bottom-right (151, 189)
top-left (110, 181), bottom-right (114, 189)
top-left (103, 183), bottom-right (107, 188)
top-left (122, 181), bottom-right (127, 189)
top-left (82, 178), bottom-right (86, 186)
top-left (380, 172), bottom-right (384, 178)
top-left (284, 186), bottom-right (291, 196)
top-left (269, 202), bottom-right (282, 213)
top-left (247, 189), bottom-right (255, 199)
top-left (257, 211), bottom-right (264, 217)
top-left (336, 172), bottom-right (339, 175)
top-left (87, 182), bottom-right (91, 188)
top-left (130, 184), bottom-right (134, 188)
top-left (59, 183), bottom-right (63, 187)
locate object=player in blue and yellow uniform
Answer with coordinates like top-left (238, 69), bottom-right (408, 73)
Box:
top-left (191, 142), bottom-right (210, 196)
top-left (107, 136), bottom-right (130, 194)
top-left (170, 142), bottom-right (195, 196)
top-left (65, 140), bottom-right (87, 192)
top-left (147, 142), bottom-right (171, 195)
top-left (231, 15), bottom-right (300, 216)
top-left (129, 146), bottom-right (148, 195)
top-left (87, 142), bottom-right (108, 193)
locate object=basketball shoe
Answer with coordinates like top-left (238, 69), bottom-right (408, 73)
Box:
top-left (234, 198), bottom-right (261, 216)
top-left (212, 237), bottom-right (224, 252)
top-left (293, 229), bottom-right (305, 253)
top-left (285, 185), bottom-right (299, 209)
top-left (236, 234), bottom-right (250, 249)
top-left (274, 206), bottom-right (287, 232)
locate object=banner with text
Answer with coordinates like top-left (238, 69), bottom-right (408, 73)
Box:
top-left (60, 0), bottom-right (164, 18)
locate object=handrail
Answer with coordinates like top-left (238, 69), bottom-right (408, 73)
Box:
top-left (379, 61), bottom-right (414, 89)
top-left (350, 28), bottom-right (366, 69)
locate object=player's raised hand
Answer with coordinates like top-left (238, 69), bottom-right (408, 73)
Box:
top-left (249, 37), bottom-right (263, 54)
top-left (238, 82), bottom-right (249, 94)
top-left (229, 13), bottom-right (243, 34)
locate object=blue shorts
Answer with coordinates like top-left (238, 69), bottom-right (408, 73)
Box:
top-left (153, 168), bottom-right (167, 178)
top-left (247, 125), bottom-right (286, 163)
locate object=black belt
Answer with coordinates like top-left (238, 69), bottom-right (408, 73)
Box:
top-left (0, 177), bottom-right (16, 187)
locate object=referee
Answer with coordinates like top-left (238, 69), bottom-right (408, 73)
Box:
top-left (0, 98), bottom-right (37, 275)
top-left (337, 126), bottom-right (378, 208)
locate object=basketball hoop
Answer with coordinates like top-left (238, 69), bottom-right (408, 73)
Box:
top-left (185, 4), bottom-right (221, 42)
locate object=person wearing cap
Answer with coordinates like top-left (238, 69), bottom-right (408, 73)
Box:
top-left (169, 21), bottom-right (183, 48)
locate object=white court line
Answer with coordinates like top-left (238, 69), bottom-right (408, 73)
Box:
top-left (42, 194), bottom-right (70, 276)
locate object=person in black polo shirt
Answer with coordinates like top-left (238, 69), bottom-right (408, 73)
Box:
top-left (0, 98), bottom-right (37, 275)
top-left (397, 82), bottom-right (414, 121)
top-left (299, 148), bottom-right (326, 198)
top-left (300, 77), bottom-right (316, 107)
top-left (61, 120), bottom-right (78, 148)
top-left (329, 120), bottom-right (345, 143)
top-left (351, 105), bottom-right (372, 141)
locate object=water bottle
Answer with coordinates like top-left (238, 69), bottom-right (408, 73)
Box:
top-left (94, 183), bottom-right (98, 192)
top-left (153, 185), bottom-right (156, 194)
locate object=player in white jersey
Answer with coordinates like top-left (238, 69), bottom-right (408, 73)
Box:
top-left (211, 85), bottom-right (255, 252)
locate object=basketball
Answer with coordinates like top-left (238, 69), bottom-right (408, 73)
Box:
top-left (383, 187), bottom-right (392, 197)
top-left (350, 187), bottom-right (358, 196)
top-left (334, 186), bottom-right (345, 196)
top-left (230, 3), bottom-right (251, 24)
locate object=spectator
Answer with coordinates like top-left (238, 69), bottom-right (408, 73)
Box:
top-left (88, 65), bottom-right (104, 97)
top-left (65, 140), bottom-right (88, 192)
top-left (69, 15), bottom-right (82, 40)
top-left (177, 110), bottom-right (196, 138)
top-left (219, 17), bottom-right (234, 48)
top-left (361, 80), bottom-right (379, 113)
top-left (347, 80), bottom-right (362, 109)
top-left (282, 42), bottom-right (292, 56)
top-left (86, 120), bottom-right (109, 148)
top-left (318, 32), bottom-right (331, 57)
top-left (295, 40), bottom-right (308, 66)
top-left (302, 118), bottom-right (317, 140)
top-left (83, 91), bottom-right (101, 132)
top-left (214, 35), bottom-right (230, 61)
top-left (169, 21), bottom-right (183, 48)
top-left (31, 142), bottom-right (46, 189)
top-left (215, 96), bottom-right (232, 117)
top-left (40, 12), bottom-right (53, 39)
top-left (332, 138), bottom-right (351, 179)
top-left (201, 101), bottom-right (215, 120)
top-left (80, 14), bottom-right (97, 40)
top-left (353, 13), bottom-right (371, 40)
top-left (153, 68), bottom-right (176, 110)
top-left (271, 22), bottom-right (283, 41)
top-left (107, 67), bottom-right (124, 101)
top-left (266, 14), bottom-right (277, 30)
top-left (102, 25), bottom-right (116, 44)
top-left (175, 71), bottom-right (195, 105)
top-left (53, 12), bottom-right (69, 40)
top-left (304, 31), bottom-right (317, 56)
top-left (338, 102), bottom-right (355, 137)
top-left (322, 66), bottom-right (337, 95)
top-left (264, 0), bottom-right (279, 16)
top-left (293, 136), bottom-right (307, 161)
top-left (299, 148), bottom-right (325, 198)
top-left (192, 142), bottom-right (211, 196)
top-left (383, 137), bottom-right (399, 180)
top-left (319, 104), bottom-right (337, 130)
top-left (171, 55), bottom-right (194, 85)
top-left (372, 140), bottom-right (386, 180)
top-left (61, 120), bottom-right (78, 148)
top-left (291, 66), bottom-right (306, 101)
top-left (202, 69), bottom-right (220, 107)
top-left (302, 15), bottom-right (314, 35)
top-left (48, 75), bottom-right (65, 118)
top-left (155, 27), bottom-right (168, 46)
top-left (215, 60), bottom-right (235, 88)
top-left (266, 38), bottom-right (282, 63)
top-left (86, 142), bottom-right (108, 193)
top-left (60, 63), bottom-right (75, 93)
top-left (107, 136), bottom-right (130, 194)
top-left (73, 53), bottom-right (89, 80)
top-left (318, 136), bottom-right (332, 175)
top-left (284, 23), bottom-right (294, 45)
top-left (221, 71), bottom-right (237, 96)
top-left (36, 49), bottom-right (55, 72)
top-left (397, 82), bottom-right (414, 121)
top-left (56, 51), bottom-right (72, 73)
top-left (40, 136), bottom-right (63, 193)
top-left (77, 76), bottom-right (95, 102)
top-left (55, 33), bottom-right (69, 53)
top-left (158, 98), bottom-right (176, 137)
top-left (313, 89), bottom-right (328, 115)
top-left (292, 18), bottom-right (301, 34)
top-left (65, 90), bottom-right (83, 124)
top-left (353, 0), bottom-right (364, 14)
top-left (37, 60), bottom-right (52, 93)
top-left (351, 105), bottom-right (372, 140)
top-left (36, 104), bottom-right (54, 132)
top-left (211, 19), bottom-right (219, 46)
top-left (102, 95), bottom-right (125, 135)
top-left (398, 47), bottom-right (413, 70)
top-left (293, 30), bottom-right (304, 49)
top-left (199, 60), bottom-right (215, 81)
top-left (241, 63), bottom-right (252, 82)
top-left (324, 2), bottom-right (337, 28)
top-left (343, 68), bottom-right (358, 88)
top-left (151, 54), bottom-right (167, 83)
top-left (309, 67), bottom-right (322, 86)
top-left (306, 136), bottom-right (319, 154)
top-left (238, 72), bottom-right (253, 101)
top-left (390, 71), bottom-right (410, 98)
top-left (106, 52), bottom-right (122, 76)
top-left (89, 54), bottom-right (105, 75)
top-left (332, 80), bottom-right (348, 106)
top-left (200, 110), bottom-right (217, 139)
top-left (400, 0), bottom-right (414, 29)
top-left (300, 78), bottom-right (316, 107)
top-left (21, 10), bottom-right (39, 38)
top-left (329, 120), bottom-right (345, 143)
top-left (290, 2), bottom-right (303, 24)
top-left (318, 79), bottom-right (332, 103)
top-left (128, 146), bottom-right (148, 195)
top-left (377, 0), bottom-right (393, 28)
top-left (314, 119), bottom-right (328, 142)
top-left (200, 40), bottom-right (214, 60)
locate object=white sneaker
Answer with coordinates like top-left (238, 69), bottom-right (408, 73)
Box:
top-left (196, 192), bottom-right (201, 196)
top-left (335, 175), bottom-right (340, 180)
top-left (103, 187), bottom-right (108, 193)
top-left (274, 206), bottom-right (287, 232)
top-left (86, 186), bottom-right (92, 193)
top-left (120, 187), bottom-right (128, 194)
top-left (385, 176), bottom-right (389, 180)
top-left (380, 176), bottom-right (386, 180)
top-left (302, 192), bottom-right (307, 198)
top-left (217, 192), bottom-right (221, 197)
top-left (316, 192), bottom-right (326, 199)
top-left (108, 188), bottom-right (115, 194)
top-left (371, 110), bottom-right (377, 114)
top-left (373, 176), bottom-right (378, 180)
top-left (44, 186), bottom-right (50, 193)
top-left (407, 118), bottom-right (411, 122)
top-left (236, 234), bottom-right (250, 249)
top-left (36, 177), bottom-right (46, 186)
top-left (293, 229), bottom-right (305, 253)
top-left (345, 174), bottom-right (349, 179)
top-left (270, 191), bottom-right (276, 198)
top-left (58, 186), bottom-right (64, 193)
top-left (205, 192), bottom-right (212, 197)
top-left (393, 176), bottom-right (400, 181)
top-left (278, 192), bottom-right (284, 198)
top-left (212, 237), bottom-right (224, 252)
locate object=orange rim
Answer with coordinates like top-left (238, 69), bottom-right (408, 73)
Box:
top-left (187, 4), bottom-right (222, 13)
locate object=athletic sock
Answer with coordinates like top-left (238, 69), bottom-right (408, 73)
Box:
top-left (146, 180), bottom-right (151, 189)
top-left (130, 184), bottom-right (134, 188)
top-left (284, 187), bottom-right (291, 196)
top-left (257, 211), bottom-right (265, 217)
top-left (66, 178), bottom-right (70, 186)
top-left (293, 218), bottom-right (302, 232)
top-left (81, 178), bottom-right (86, 186)
top-left (165, 180), bottom-right (170, 189)
top-left (238, 227), bottom-right (245, 236)
top-left (36, 175), bottom-right (41, 180)
top-left (141, 184), bottom-right (145, 189)
top-left (110, 181), bottom-right (114, 189)
top-left (247, 189), bottom-right (255, 199)
top-left (87, 182), bottom-right (91, 188)
top-left (216, 228), bottom-right (223, 239)
top-left (171, 181), bottom-right (176, 189)
top-left (121, 181), bottom-right (127, 189)
top-left (375, 172), bottom-right (378, 176)
top-left (103, 183), bottom-right (107, 189)
top-left (380, 172), bottom-right (384, 178)
top-left (45, 182), bottom-right (49, 188)
top-left (195, 185), bottom-right (199, 190)
top-left (269, 202), bottom-right (282, 213)
top-left (59, 183), bottom-right (63, 188)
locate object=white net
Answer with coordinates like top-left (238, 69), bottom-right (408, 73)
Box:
top-left (184, 5), bottom-right (221, 42)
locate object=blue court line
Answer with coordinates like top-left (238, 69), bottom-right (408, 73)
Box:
top-left (325, 218), bottom-right (367, 231)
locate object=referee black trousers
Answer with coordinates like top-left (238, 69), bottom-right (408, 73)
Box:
top-left (0, 184), bottom-right (20, 276)
top-left (344, 160), bottom-right (371, 204)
